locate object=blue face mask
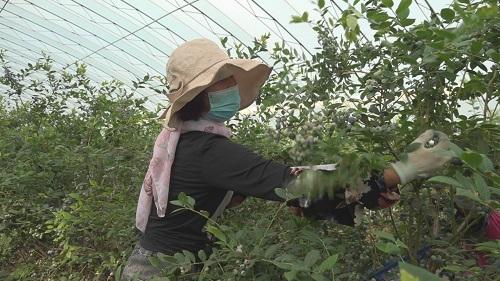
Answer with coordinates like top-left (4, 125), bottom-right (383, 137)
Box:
top-left (205, 85), bottom-right (241, 122)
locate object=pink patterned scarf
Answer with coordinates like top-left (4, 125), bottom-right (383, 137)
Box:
top-left (135, 118), bottom-right (231, 233)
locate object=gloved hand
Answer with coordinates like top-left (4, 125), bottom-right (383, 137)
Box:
top-left (359, 176), bottom-right (400, 210)
top-left (391, 129), bottom-right (452, 185)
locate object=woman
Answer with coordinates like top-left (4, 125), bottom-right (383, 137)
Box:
top-left (122, 38), bottom-right (452, 280)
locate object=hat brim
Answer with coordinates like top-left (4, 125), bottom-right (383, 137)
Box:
top-left (161, 59), bottom-right (272, 128)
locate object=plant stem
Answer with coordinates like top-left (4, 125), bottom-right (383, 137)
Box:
top-left (388, 208), bottom-right (401, 240)
top-left (484, 69), bottom-right (498, 121)
top-left (257, 202), bottom-right (286, 249)
top-left (422, 0), bottom-right (446, 29)
top-left (414, 186), bottom-right (423, 262)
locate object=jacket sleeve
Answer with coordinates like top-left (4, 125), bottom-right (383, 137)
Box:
top-left (201, 134), bottom-right (294, 201)
top-left (286, 173), bottom-right (389, 226)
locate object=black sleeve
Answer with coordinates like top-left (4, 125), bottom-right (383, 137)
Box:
top-left (287, 173), bottom-right (388, 226)
top-left (201, 134), bottom-right (294, 201)
top-left (293, 196), bottom-right (357, 226)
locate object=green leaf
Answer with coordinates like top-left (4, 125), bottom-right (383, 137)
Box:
top-left (182, 250), bottom-right (196, 263)
top-left (443, 265), bottom-right (464, 272)
top-left (486, 49), bottom-right (500, 62)
top-left (396, 0), bottom-right (412, 12)
top-left (206, 225), bottom-right (226, 243)
top-left (198, 249), bottom-right (207, 261)
top-left (399, 262), bottom-right (442, 281)
top-left (346, 15), bottom-right (358, 30)
top-left (405, 142), bottom-right (421, 153)
top-left (395, 239), bottom-right (409, 250)
top-left (382, 0), bottom-right (394, 8)
top-left (114, 266), bottom-right (122, 281)
top-left (291, 16), bottom-right (302, 23)
top-left (175, 192), bottom-right (195, 208)
top-left (491, 201), bottom-right (500, 209)
top-left (376, 241), bottom-right (402, 255)
top-left (470, 40), bottom-right (483, 55)
top-left (274, 188), bottom-right (290, 200)
top-left (291, 12), bottom-right (309, 23)
top-left (454, 172), bottom-right (475, 190)
top-left (440, 8), bottom-right (455, 22)
top-left (477, 5), bottom-right (497, 19)
top-left (415, 29), bottom-right (433, 39)
top-left (173, 252), bottom-right (185, 263)
top-left (455, 188), bottom-right (481, 202)
top-left (186, 196), bottom-right (195, 208)
top-left (475, 241), bottom-right (500, 253)
top-left (157, 253), bottom-right (178, 264)
top-left (169, 200), bottom-right (183, 208)
top-left (461, 152), bottom-right (483, 168)
top-left (473, 173), bottom-right (490, 201)
top-left (148, 256), bottom-right (163, 269)
top-left (302, 12), bottom-right (309, 21)
top-left (304, 249), bottom-right (321, 267)
top-left (396, 0), bottom-right (412, 19)
top-left (366, 10), bottom-right (389, 23)
top-left (398, 7), bottom-right (410, 20)
top-left (434, 29), bottom-right (456, 40)
top-left (67, 193), bottom-right (81, 200)
top-left (489, 186), bottom-right (500, 196)
top-left (274, 187), bottom-right (300, 200)
top-left (311, 273), bottom-right (329, 281)
top-left (428, 176), bottom-right (464, 188)
top-left (376, 230), bottom-right (396, 242)
top-left (284, 270), bottom-right (298, 280)
top-left (265, 244), bottom-right (280, 258)
top-left (400, 18), bottom-right (416, 26)
top-left (274, 261), bottom-right (293, 270)
top-left (318, 0), bottom-right (325, 9)
top-left (317, 254), bottom-right (338, 273)
top-left (449, 142), bottom-right (463, 157)
top-left (220, 37), bottom-right (228, 47)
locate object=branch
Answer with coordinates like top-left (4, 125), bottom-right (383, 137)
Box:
top-left (422, 0), bottom-right (446, 29)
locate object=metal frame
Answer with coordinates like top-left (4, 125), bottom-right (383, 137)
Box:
top-left (1, 0), bottom-right (401, 109)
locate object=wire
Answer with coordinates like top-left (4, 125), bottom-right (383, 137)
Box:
top-left (414, 0), bottom-right (431, 22)
top-left (67, 0), bottom-right (201, 68)
top-left (120, 0), bottom-right (186, 45)
top-left (0, 0), bottom-right (9, 15)
top-left (249, 0), bottom-right (313, 57)
top-left (179, 0), bottom-right (276, 73)
top-left (233, 1), bottom-right (302, 53)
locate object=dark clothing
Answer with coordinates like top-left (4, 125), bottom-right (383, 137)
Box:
top-left (140, 131), bottom-right (294, 254)
top-left (139, 131), bottom-right (387, 255)
top-left (287, 174), bottom-right (389, 226)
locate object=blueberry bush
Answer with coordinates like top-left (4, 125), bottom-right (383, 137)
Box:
top-left (1, 0), bottom-right (499, 280)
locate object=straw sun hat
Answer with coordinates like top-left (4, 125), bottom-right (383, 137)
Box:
top-left (161, 38), bottom-right (272, 128)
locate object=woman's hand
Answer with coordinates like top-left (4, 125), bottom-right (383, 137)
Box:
top-left (391, 129), bottom-right (452, 185)
top-left (377, 189), bottom-right (400, 209)
top-left (144, 177), bottom-right (153, 196)
top-left (289, 167), bottom-right (304, 176)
